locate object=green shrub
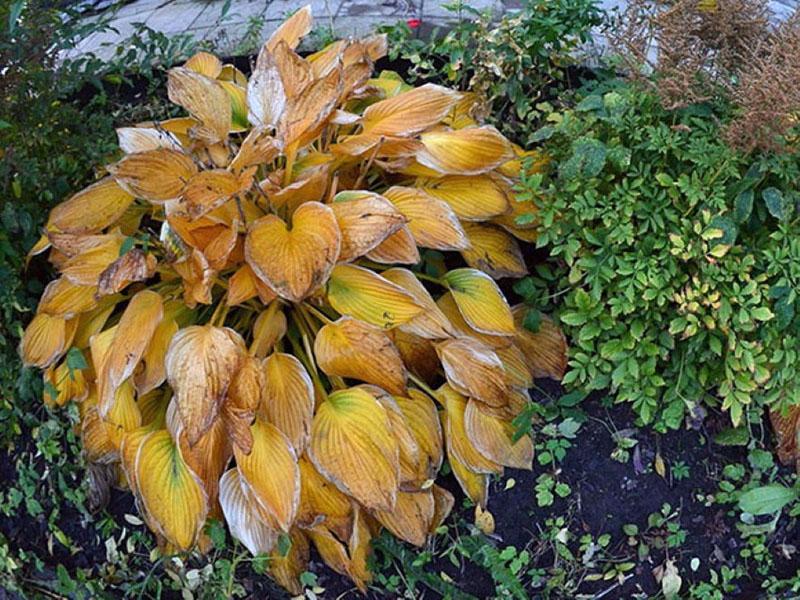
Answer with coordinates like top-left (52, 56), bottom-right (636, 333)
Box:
top-left (381, 0), bottom-right (603, 143)
top-left (516, 79), bottom-right (800, 430)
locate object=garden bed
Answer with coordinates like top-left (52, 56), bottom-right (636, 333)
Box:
top-left (3, 387), bottom-right (798, 598)
top-left (4, 1), bottom-right (800, 598)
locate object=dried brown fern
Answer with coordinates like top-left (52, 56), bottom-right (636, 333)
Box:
top-left (611, 0), bottom-right (800, 152)
top-left (724, 12), bottom-right (800, 153)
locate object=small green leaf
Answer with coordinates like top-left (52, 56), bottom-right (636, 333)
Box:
top-left (277, 533), bottom-right (292, 557)
top-left (763, 187), bottom-right (791, 221)
top-left (738, 485), bottom-right (798, 516)
top-left (522, 308), bottom-right (541, 333)
top-left (119, 236), bottom-right (136, 256)
top-left (66, 347), bottom-right (88, 376)
top-left (735, 190), bottom-right (753, 223)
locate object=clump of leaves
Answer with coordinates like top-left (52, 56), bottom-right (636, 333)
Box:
top-left (381, 0), bottom-right (603, 144)
top-left (519, 79), bottom-right (800, 432)
top-left (20, 7), bottom-right (567, 593)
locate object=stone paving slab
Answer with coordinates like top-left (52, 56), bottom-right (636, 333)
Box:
top-left (63, 0), bottom-right (797, 63)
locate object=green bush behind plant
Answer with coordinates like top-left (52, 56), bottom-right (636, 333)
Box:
top-left (516, 78), bottom-right (800, 430)
top-left (381, 0), bottom-right (603, 143)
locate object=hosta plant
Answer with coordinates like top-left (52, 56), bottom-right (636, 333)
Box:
top-left (20, 7), bottom-right (566, 593)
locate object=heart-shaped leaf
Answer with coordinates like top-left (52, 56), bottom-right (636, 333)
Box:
top-left (245, 201), bottom-right (341, 302)
top-left (309, 387), bottom-right (399, 510)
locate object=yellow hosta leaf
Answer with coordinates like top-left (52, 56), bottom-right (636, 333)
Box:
top-left (96, 290), bottom-right (164, 416)
top-left (219, 468), bottom-right (278, 555)
top-left (139, 388), bottom-right (170, 429)
top-left (416, 126), bottom-right (514, 175)
top-left (167, 67), bottom-right (231, 144)
top-left (104, 379), bottom-right (143, 451)
top-left (373, 490), bottom-right (434, 546)
top-left (266, 4), bottom-right (312, 51)
top-left (268, 528), bottom-right (310, 596)
top-left (97, 249), bottom-right (157, 296)
top-left (331, 133), bottom-right (405, 157)
top-left (436, 292), bottom-right (511, 350)
top-left (495, 343), bottom-right (534, 389)
top-left (109, 148), bottom-right (198, 202)
top-left (308, 525), bottom-right (350, 576)
top-left (60, 232), bottom-right (125, 287)
top-left (184, 51), bottom-right (223, 78)
top-left (203, 221), bottom-right (239, 271)
top-left (461, 222), bottom-right (527, 279)
top-left (81, 399), bottom-right (117, 464)
top-left (234, 419), bottom-right (300, 531)
top-left (261, 352), bottom-right (315, 453)
top-left (443, 268), bottom-right (515, 335)
top-left (46, 177), bottom-right (135, 235)
top-left (383, 186), bottom-right (468, 251)
top-left (165, 325), bottom-right (245, 445)
top-left (448, 448), bottom-right (489, 509)
top-left (439, 385), bottom-right (502, 474)
top-left (43, 361), bottom-right (88, 407)
top-left (230, 127), bottom-right (280, 172)
top-left (226, 264), bottom-right (277, 306)
top-left (326, 264), bottom-right (424, 329)
top-left (367, 388), bottom-right (421, 488)
top-left (418, 175), bottom-right (510, 221)
top-left (492, 189), bottom-right (539, 236)
top-left (297, 456), bottom-right (352, 539)
top-left (331, 192), bottom-right (406, 262)
top-left (180, 168), bottom-right (254, 219)
top-left (511, 307), bottom-right (568, 380)
top-left (219, 80), bottom-right (249, 131)
top-left (247, 45), bottom-right (287, 129)
top-left (347, 505), bottom-right (374, 592)
top-left (173, 248), bottom-right (213, 308)
top-left (223, 355), bottom-right (264, 454)
top-left (474, 504), bottom-right (495, 535)
top-left (436, 339), bottom-right (510, 408)
top-left (268, 165), bottom-right (329, 214)
top-left (245, 201), bottom-right (341, 302)
top-left (309, 387), bottom-right (399, 510)
top-left (72, 302), bottom-right (115, 349)
top-left (464, 399), bottom-right (533, 469)
top-left (382, 268), bottom-right (456, 339)
top-left (366, 225), bottom-right (420, 265)
top-left (497, 147), bottom-right (549, 179)
top-left (47, 229), bottom-right (120, 260)
top-left (116, 127), bottom-right (181, 154)
top-left (430, 484), bottom-right (455, 532)
top-left (273, 40), bottom-right (312, 98)
top-left (360, 83), bottom-right (458, 137)
top-left (396, 389), bottom-right (444, 483)
top-left (135, 429), bottom-right (208, 550)
top-left (278, 67), bottom-right (342, 147)
top-left (250, 303), bottom-right (287, 358)
top-left (314, 317), bottom-right (407, 395)
top-left (38, 277), bottom-right (97, 318)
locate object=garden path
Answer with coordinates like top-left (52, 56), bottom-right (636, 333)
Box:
top-left (64, 0), bottom-right (799, 64)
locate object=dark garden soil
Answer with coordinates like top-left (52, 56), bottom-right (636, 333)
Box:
top-left (2, 391), bottom-right (798, 599)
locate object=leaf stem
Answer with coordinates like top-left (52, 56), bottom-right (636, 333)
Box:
top-left (408, 372), bottom-right (439, 400)
top-left (302, 302), bottom-right (334, 325)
